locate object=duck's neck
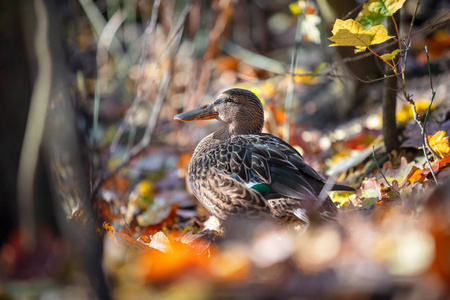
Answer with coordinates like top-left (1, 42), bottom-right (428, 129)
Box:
top-left (212, 123), bottom-right (262, 140)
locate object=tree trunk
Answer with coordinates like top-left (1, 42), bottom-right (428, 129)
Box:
top-left (382, 13), bottom-right (401, 154)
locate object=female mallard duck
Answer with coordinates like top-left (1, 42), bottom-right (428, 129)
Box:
top-left (175, 88), bottom-right (352, 225)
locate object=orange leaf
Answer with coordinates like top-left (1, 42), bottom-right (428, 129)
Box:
top-left (435, 155), bottom-right (450, 169)
top-left (141, 205), bottom-right (179, 236)
top-left (103, 173), bottom-right (130, 192)
top-left (103, 221), bottom-right (115, 235)
top-left (422, 156), bottom-right (450, 177)
top-left (137, 235), bottom-right (151, 244)
top-left (136, 239), bottom-right (214, 282)
top-left (403, 166), bottom-right (425, 185)
top-left (94, 199), bottom-right (111, 219)
top-left (268, 103), bottom-right (286, 123)
top-left (177, 153), bottom-right (192, 169)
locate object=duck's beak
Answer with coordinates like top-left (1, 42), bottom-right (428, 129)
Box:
top-left (174, 103), bottom-right (218, 122)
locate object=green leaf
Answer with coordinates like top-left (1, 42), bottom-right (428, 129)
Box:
top-left (361, 188), bottom-right (380, 209)
top-left (362, 197), bottom-right (379, 209)
top-left (329, 19), bottom-right (393, 51)
top-left (356, 0), bottom-right (406, 29)
top-left (312, 62), bottom-right (327, 76)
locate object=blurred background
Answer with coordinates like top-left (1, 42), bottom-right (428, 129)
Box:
top-left (0, 0), bottom-right (449, 299)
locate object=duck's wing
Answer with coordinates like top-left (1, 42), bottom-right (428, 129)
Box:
top-left (213, 134), bottom-right (329, 203)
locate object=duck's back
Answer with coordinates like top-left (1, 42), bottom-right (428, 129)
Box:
top-left (187, 132), bottom-right (338, 223)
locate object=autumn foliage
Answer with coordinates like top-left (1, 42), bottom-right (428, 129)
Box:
top-left (1, 0), bottom-right (450, 299)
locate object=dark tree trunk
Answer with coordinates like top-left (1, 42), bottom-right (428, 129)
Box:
top-left (382, 12), bottom-right (401, 154)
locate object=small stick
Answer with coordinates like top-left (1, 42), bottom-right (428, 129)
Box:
top-left (422, 46), bottom-right (439, 185)
top-left (372, 146), bottom-right (402, 199)
top-left (123, 216), bottom-right (134, 238)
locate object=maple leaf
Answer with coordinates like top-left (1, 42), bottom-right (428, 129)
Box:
top-left (329, 19), bottom-right (393, 52)
top-left (356, 0), bottom-right (406, 29)
top-left (428, 131), bottom-right (450, 157)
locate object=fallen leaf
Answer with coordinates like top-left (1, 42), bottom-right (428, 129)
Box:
top-left (136, 239), bottom-right (212, 282)
top-left (149, 231), bottom-right (173, 253)
top-left (329, 191), bottom-right (356, 208)
top-left (402, 120), bottom-right (450, 149)
top-left (423, 156), bottom-right (450, 176)
top-left (361, 177), bottom-right (383, 200)
top-left (402, 166), bottom-right (425, 186)
top-left (428, 131), bottom-right (450, 157)
top-left (381, 156), bottom-right (416, 184)
top-left (179, 231), bottom-right (213, 256)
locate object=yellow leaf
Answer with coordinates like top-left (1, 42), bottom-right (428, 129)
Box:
top-left (137, 181), bottom-right (154, 197)
top-left (356, 0), bottom-right (406, 28)
top-left (355, 46), bottom-right (367, 53)
top-left (291, 67), bottom-right (319, 85)
top-left (380, 49), bottom-right (400, 61)
top-left (368, 24), bottom-right (394, 44)
top-left (289, 2), bottom-right (301, 15)
top-left (396, 99), bottom-right (434, 123)
top-left (384, 0), bottom-right (406, 15)
top-left (329, 191), bottom-right (356, 209)
top-left (428, 131), bottom-right (450, 157)
top-left (329, 19), bottom-right (393, 50)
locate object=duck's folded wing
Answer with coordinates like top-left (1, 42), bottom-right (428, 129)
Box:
top-left (211, 134), bottom-right (329, 202)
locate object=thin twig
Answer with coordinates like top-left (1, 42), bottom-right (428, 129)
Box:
top-left (397, 0), bottom-right (417, 103)
top-left (368, 47), bottom-right (395, 69)
top-left (407, 0), bottom-right (421, 43)
top-left (320, 70), bottom-right (401, 83)
top-left (123, 216), bottom-right (134, 238)
top-left (422, 46), bottom-right (439, 185)
top-left (218, 15), bottom-right (449, 84)
top-left (372, 146), bottom-right (402, 199)
top-left (342, 2), bottom-right (365, 20)
top-left (400, 0), bottom-right (420, 84)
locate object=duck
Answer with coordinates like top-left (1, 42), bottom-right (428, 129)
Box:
top-left (174, 88), bottom-right (353, 225)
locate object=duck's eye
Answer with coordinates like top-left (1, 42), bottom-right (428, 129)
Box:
top-left (226, 99), bottom-right (233, 103)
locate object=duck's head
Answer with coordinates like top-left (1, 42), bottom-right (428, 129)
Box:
top-left (174, 88), bottom-right (264, 135)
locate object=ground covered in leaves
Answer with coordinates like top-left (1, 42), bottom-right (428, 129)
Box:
top-left (1, 0), bottom-right (450, 299)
